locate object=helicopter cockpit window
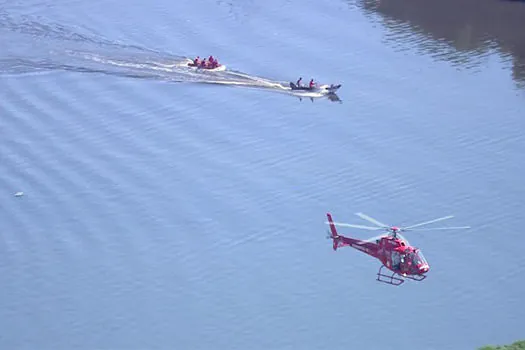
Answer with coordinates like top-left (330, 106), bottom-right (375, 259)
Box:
top-left (411, 250), bottom-right (427, 266)
top-left (410, 253), bottom-right (420, 265)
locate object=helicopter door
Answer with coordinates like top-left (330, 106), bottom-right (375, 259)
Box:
top-left (391, 251), bottom-right (401, 270)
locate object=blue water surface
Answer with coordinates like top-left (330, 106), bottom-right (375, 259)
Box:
top-left (1, 0), bottom-right (524, 349)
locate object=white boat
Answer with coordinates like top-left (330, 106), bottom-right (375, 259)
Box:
top-left (289, 82), bottom-right (341, 93)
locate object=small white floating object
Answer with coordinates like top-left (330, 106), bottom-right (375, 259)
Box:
top-left (14, 192), bottom-right (24, 197)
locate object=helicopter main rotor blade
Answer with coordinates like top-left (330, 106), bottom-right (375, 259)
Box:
top-left (402, 215), bottom-right (454, 230)
top-left (404, 226), bottom-right (471, 231)
top-left (326, 222), bottom-right (383, 231)
top-left (355, 212), bottom-right (389, 228)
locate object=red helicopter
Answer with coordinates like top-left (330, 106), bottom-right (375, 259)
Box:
top-left (325, 212), bottom-right (470, 286)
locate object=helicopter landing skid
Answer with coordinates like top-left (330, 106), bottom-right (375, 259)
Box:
top-left (404, 273), bottom-right (427, 282)
top-left (376, 265), bottom-right (405, 286)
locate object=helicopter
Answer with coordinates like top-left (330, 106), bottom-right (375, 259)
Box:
top-left (325, 212), bottom-right (470, 286)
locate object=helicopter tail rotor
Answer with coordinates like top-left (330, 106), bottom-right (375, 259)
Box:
top-left (326, 213), bottom-right (343, 251)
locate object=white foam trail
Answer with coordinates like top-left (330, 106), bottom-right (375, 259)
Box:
top-left (1, 14), bottom-right (339, 99)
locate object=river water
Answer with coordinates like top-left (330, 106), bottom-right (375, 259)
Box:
top-left (1, 0), bottom-right (524, 349)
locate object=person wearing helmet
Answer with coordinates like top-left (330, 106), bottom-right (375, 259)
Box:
top-left (192, 56), bottom-right (200, 66)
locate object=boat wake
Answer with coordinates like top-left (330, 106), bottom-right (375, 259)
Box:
top-left (0, 13), bottom-right (341, 102)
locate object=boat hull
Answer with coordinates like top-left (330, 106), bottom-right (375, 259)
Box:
top-left (289, 82), bottom-right (341, 93)
top-left (187, 63), bottom-right (226, 72)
